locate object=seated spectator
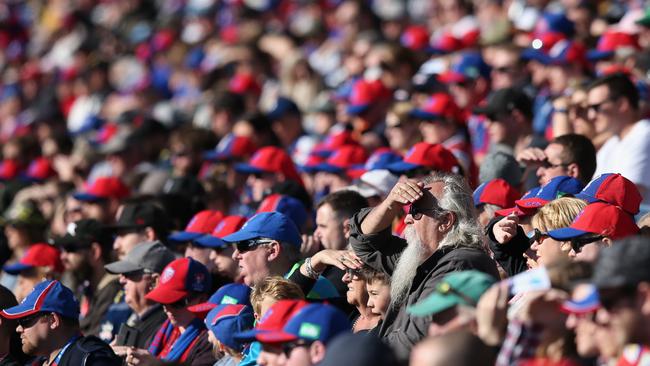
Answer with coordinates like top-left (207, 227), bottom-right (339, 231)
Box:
top-left (0, 284), bottom-right (30, 365)
top-left (73, 176), bottom-right (130, 225)
top-left (410, 331), bottom-right (496, 366)
top-left (256, 194), bottom-right (308, 232)
top-left (167, 209), bottom-right (224, 272)
top-left (364, 267), bottom-right (391, 323)
top-left (387, 142), bottom-right (462, 180)
top-left (204, 304), bottom-right (255, 366)
top-left (188, 283), bottom-right (252, 319)
top-left (194, 215), bottom-right (247, 282)
top-left (110, 201), bottom-right (171, 259)
top-left (385, 102), bottom-right (421, 155)
top-left (473, 178), bottom-right (520, 227)
top-left (3, 243), bottom-right (63, 301)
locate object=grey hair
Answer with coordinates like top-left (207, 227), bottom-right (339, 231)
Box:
top-left (420, 172), bottom-right (486, 250)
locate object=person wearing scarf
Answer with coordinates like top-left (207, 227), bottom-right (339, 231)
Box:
top-left (124, 258), bottom-right (218, 366)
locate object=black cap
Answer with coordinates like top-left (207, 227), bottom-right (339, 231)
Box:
top-left (110, 202), bottom-right (170, 232)
top-left (51, 219), bottom-right (113, 251)
top-left (267, 97), bottom-right (301, 121)
top-left (592, 236), bottom-right (650, 289)
top-left (473, 87), bottom-right (532, 120)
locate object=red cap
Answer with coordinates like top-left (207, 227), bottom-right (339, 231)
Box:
top-left (347, 79), bottom-right (391, 114)
top-left (145, 257), bottom-right (211, 304)
top-left (73, 177), bottom-right (130, 202)
top-left (401, 25), bottom-right (430, 51)
top-left (593, 31), bottom-right (639, 54)
top-left (320, 145), bottom-right (368, 172)
top-left (235, 147), bottom-right (303, 185)
top-left (312, 129), bottom-right (358, 157)
top-left (211, 216), bottom-right (247, 238)
top-left (229, 71), bottom-right (262, 96)
top-left (252, 300), bottom-right (309, 343)
top-left (410, 93), bottom-right (461, 122)
top-left (473, 179), bottom-right (520, 209)
top-left (25, 157), bottom-right (56, 181)
top-left (3, 243), bottom-right (64, 275)
top-left (388, 143), bottom-right (459, 174)
top-left (552, 202), bottom-right (639, 241)
top-left (0, 159), bottom-right (21, 181)
top-left (169, 210), bottom-right (224, 242)
top-left (576, 173), bottom-right (642, 215)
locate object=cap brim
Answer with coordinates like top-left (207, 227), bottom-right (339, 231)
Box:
top-left (256, 331), bottom-right (298, 344)
top-left (194, 235), bottom-right (227, 248)
top-left (515, 198), bottom-right (549, 209)
top-left (409, 109), bottom-right (444, 120)
top-left (168, 231), bottom-right (203, 242)
top-left (104, 259), bottom-right (143, 274)
top-left (346, 104), bottom-right (369, 115)
top-left (72, 193), bottom-right (106, 202)
top-left (1, 303), bottom-right (40, 319)
top-left (2, 263), bottom-right (33, 275)
top-left (233, 329), bottom-right (269, 342)
top-left (495, 207), bottom-right (528, 217)
top-left (145, 286), bottom-right (188, 304)
top-left (521, 48), bottom-right (546, 61)
top-left (575, 192), bottom-right (598, 204)
top-left (203, 151), bottom-right (230, 161)
top-left (187, 302), bottom-right (216, 318)
top-left (222, 230), bottom-right (260, 243)
top-left (547, 227), bottom-right (590, 240)
top-left (298, 165), bottom-right (321, 174)
top-left (407, 293), bottom-right (457, 317)
top-left (587, 50), bottom-right (614, 62)
top-left (472, 105), bottom-right (498, 117)
top-left (234, 163), bottom-right (266, 175)
top-left (387, 161), bottom-right (421, 173)
top-left (437, 71), bottom-right (469, 84)
top-left (312, 163), bottom-right (345, 174)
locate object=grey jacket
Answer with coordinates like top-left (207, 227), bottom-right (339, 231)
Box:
top-left (349, 208), bottom-right (499, 361)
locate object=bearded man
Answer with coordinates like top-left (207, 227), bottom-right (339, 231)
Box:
top-left (348, 172), bottom-right (498, 361)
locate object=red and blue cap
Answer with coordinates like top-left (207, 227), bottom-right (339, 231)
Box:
top-left (228, 71), bottom-right (261, 96)
top-left (311, 129), bottom-right (358, 158)
top-left (313, 145), bottom-right (368, 174)
top-left (495, 187), bottom-right (541, 217)
top-left (73, 176), bottom-right (130, 202)
top-left (587, 30), bottom-right (639, 62)
top-left (1, 280), bottom-right (79, 320)
top-left (257, 194), bottom-right (308, 230)
top-left (194, 215), bottom-right (247, 248)
top-left (234, 299), bottom-right (309, 343)
top-left (145, 257), bottom-right (212, 304)
top-left (521, 32), bottom-right (568, 61)
top-left (427, 32), bottom-right (463, 54)
top-left (409, 93), bottom-right (461, 122)
top-left (205, 304), bottom-right (255, 352)
top-left (515, 175), bottom-right (583, 209)
top-left (473, 179), bottom-right (520, 209)
top-left (22, 157), bottom-right (56, 182)
top-left (400, 25), bottom-right (429, 51)
top-left (3, 243), bottom-right (64, 275)
top-left (346, 79), bottom-right (391, 115)
top-left (548, 202), bottom-right (639, 241)
top-left (576, 173), bottom-right (642, 215)
top-left (438, 52), bottom-right (491, 84)
top-left (347, 148), bottom-right (402, 179)
top-left (532, 12), bottom-right (575, 39)
top-left (560, 284), bottom-right (600, 315)
top-left (168, 210), bottom-right (224, 243)
top-left (235, 146), bottom-right (303, 185)
top-left (222, 212), bottom-right (302, 247)
top-left (0, 159), bottom-right (22, 181)
top-left (204, 134), bottom-right (257, 161)
top-left (252, 303), bottom-right (351, 345)
top-left (528, 39), bottom-right (587, 67)
top-left (189, 283), bottom-right (252, 317)
top-left (387, 142), bottom-right (459, 174)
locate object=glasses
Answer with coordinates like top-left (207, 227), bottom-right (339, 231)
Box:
top-left (569, 235), bottom-right (604, 254)
top-left (282, 340), bottom-right (314, 357)
top-left (540, 160), bottom-right (570, 170)
top-left (569, 105), bottom-right (588, 118)
top-left (492, 65), bottom-right (517, 74)
top-left (527, 228), bottom-right (549, 245)
top-left (587, 97), bottom-right (617, 114)
top-left (404, 167), bottom-right (432, 179)
top-left (345, 268), bottom-right (363, 279)
top-left (18, 313), bottom-right (49, 329)
top-left (122, 268), bottom-right (154, 281)
top-left (408, 204), bottom-right (442, 220)
top-left (234, 239), bottom-right (275, 253)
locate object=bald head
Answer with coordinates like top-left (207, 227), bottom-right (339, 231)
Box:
top-left (410, 331), bottom-right (495, 366)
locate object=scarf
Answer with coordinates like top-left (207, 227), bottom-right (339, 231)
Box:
top-left (148, 318), bottom-right (205, 362)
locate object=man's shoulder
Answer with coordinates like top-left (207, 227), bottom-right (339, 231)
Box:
top-left (62, 335), bottom-right (120, 365)
top-left (439, 246), bottom-right (500, 276)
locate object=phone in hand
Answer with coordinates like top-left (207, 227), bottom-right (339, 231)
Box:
top-left (116, 324), bottom-right (140, 348)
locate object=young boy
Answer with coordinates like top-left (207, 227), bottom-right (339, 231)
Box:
top-left (205, 304), bottom-right (255, 366)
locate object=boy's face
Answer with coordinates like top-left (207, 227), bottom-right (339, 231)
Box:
top-left (366, 280), bottom-right (391, 318)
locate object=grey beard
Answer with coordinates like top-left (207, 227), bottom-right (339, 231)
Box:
top-left (390, 226), bottom-right (426, 307)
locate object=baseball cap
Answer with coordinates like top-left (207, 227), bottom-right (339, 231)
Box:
top-left (234, 299), bottom-right (309, 343)
top-left (22, 157), bottom-right (56, 182)
top-left (267, 97), bottom-right (301, 121)
top-left (194, 215), bottom-right (248, 248)
top-left (473, 87), bottom-right (532, 120)
top-left (73, 176), bottom-right (130, 202)
top-left (205, 304), bottom-right (255, 352)
top-left (587, 30), bottom-right (639, 61)
top-left (311, 128), bottom-right (358, 158)
top-left (222, 212), bottom-right (302, 247)
top-left (522, 32), bottom-right (568, 60)
top-left (3, 200), bottom-right (46, 228)
top-left (495, 187), bottom-right (541, 217)
top-left (548, 202), bottom-right (639, 241)
top-left (145, 257), bottom-right (211, 304)
top-left (473, 179), bottom-right (520, 209)
top-left (533, 12), bottom-right (575, 39)
top-left (1, 280), bottom-right (79, 320)
top-left (576, 173), bottom-right (642, 215)
top-left (346, 79), bottom-right (391, 115)
top-left (104, 240), bottom-right (176, 275)
top-left (235, 147), bottom-right (303, 184)
top-left (592, 236), bottom-right (650, 289)
top-left (0, 159), bottom-right (21, 181)
top-left (529, 39), bottom-right (587, 67)
top-left (168, 210), bottom-right (224, 242)
top-left (409, 93), bottom-right (461, 122)
top-left (478, 152), bottom-right (523, 188)
top-left (387, 142), bottom-right (459, 174)
top-left (347, 148), bottom-right (401, 179)
top-left (560, 284), bottom-right (600, 315)
top-left (438, 52), bottom-right (491, 84)
top-left (400, 25), bottom-right (429, 51)
top-left (428, 32), bottom-right (463, 54)
top-left (515, 175), bottom-right (583, 209)
top-left (407, 270), bottom-right (497, 316)
top-left (347, 170), bottom-right (399, 199)
top-left (204, 134), bottom-right (257, 161)
top-left (256, 194), bottom-right (308, 230)
top-left (51, 219), bottom-right (113, 252)
top-left (313, 145), bottom-right (368, 175)
top-left (188, 283), bottom-right (252, 317)
top-left (3, 243), bottom-right (64, 275)
top-left (110, 202), bottom-right (170, 232)
top-left (255, 303), bottom-right (350, 344)
top-left (229, 71), bottom-right (261, 96)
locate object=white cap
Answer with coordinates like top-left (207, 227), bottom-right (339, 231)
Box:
top-left (346, 170), bottom-right (398, 199)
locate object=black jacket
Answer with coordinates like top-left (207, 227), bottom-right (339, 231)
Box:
top-left (349, 208), bottom-right (499, 361)
top-left (58, 335), bottom-right (121, 366)
top-left (80, 276), bottom-right (123, 337)
top-left (115, 304), bottom-right (168, 349)
top-left (486, 216), bottom-right (530, 277)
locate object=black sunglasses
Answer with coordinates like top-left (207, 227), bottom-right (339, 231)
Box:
top-left (403, 167), bottom-right (432, 179)
top-left (527, 228), bottom-right (549, 245)
top-left (587, 96), bottom-right (618, 114)
top-left (540, 160), bottom-right (570, 169)
top-left (18, 312), bottom-right (49, 329)
top-left (234, 239), bottom-right (276, 253)
top-left (282, 340), bottom-right (314, 357)
top-left (569, 235), bottom-right (604, 254)
top-left (408, 204), bottom-right (441, 220)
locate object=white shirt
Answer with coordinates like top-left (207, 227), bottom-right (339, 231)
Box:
top-left (594, 119), bottom-right (650, 207)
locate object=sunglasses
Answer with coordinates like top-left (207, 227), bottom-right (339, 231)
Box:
top-left (587, 97), bottom-right (618, 114)
top-left (403, 167), bottom-right (432, 179)
top-left (282, 340), bottom-right (314, 357)
top-left (234, 239), bottom-right (275, 253)
top-left (492, 65), bottom-right (517, 74)
top-left (407, 204), bottom-right (441, 220)
top-left (345, 268), bottom-right (363, 279)
top-left (18, 313), bottom-right (49, 329)
top-left (527, 228), bottom-right (549, 245)
top-left (122, 268), bottom-right (154, 281)
top-left (569, 235), bottom-right (604, 254)
top-left (540, 160), bottom-right (570, 170)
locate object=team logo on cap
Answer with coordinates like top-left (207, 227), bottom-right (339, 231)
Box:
top-left (222, 295), bottom-right (238, 304)
top-left (66, 222), bottom-right (77, 236)
top-left (298, 322), bottom-right (321, 339)
top-left (162, 267), bottom-right (175, 283)
top-left (215, 221), bottom-right (226, 232)
top-left (192, 272), bottom-right (206, 291)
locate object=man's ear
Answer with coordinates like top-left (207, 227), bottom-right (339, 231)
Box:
top-left (637, 282), bottom-right (650, 315)
top-left (267, 242), bottom-right (281, 261)
top-left (439, 212), bottom-right (456, 233)
top-left (149, 273), bottom-right (160, 291)
top-left (566, 163), bottom-right (580, 181)
top-left (90, 242), bottom-right (103, 263)
top-left (342, 218), bottom-right (351, 239)
top-left (50, 313), bottom-right (62, 330)
top-left (602, 237), bottom-right (613, 247)
top-left (310, 341), bottom-right (327, 364)
top-left (144, 227), bottom-right (156, 241)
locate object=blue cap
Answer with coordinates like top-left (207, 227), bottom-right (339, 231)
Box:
top-left (1, 280), bottom-right (79, 320)
top-left (257, 303), bottom-right (351, 344)
top-left (256, 194), bottom-right (308, 230)
top-left (439, 52), bottom-right (491, 83)
top-left (205, 304), bottom-right (255, 352)
top-left (536, 12), bottom-right (575, 38)
top-left (188, 283), bottom-right (252, 316)
top-left (222, 212), bottom-right (302, 246)
top-left (515, 175), bottom-right (583, 209)
top-left (267, 97), bottom-right (300, 121)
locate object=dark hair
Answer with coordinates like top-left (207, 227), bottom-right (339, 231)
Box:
top-left (213, 91), bottom-right (245, 119)
top-left (362, 267), bottom-right (390, 286)
top-left (588, 73), bottom-right (639, 110)
top-left (317, 190), bottom-right (368, 221)
top-left (552, 134), bottom-right (597, 184)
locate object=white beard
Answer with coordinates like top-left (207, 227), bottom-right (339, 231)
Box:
top-left (390, 226), bottom-right (427, 307)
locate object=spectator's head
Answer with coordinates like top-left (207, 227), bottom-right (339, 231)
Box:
top-left (393, 172), bottom-right (483, 306)
top-left (205, 304), bottom-right (255, 359)
top-left (1, 280), bottom-right (80, 357)
top-left (257, 194), bottom-right (308, 233)
top-left (250, 277), bottom-right (305, 320)
top-left (412, 93), bottom-right (462, 145)
top-left (0, 285), bottom-right (18, 350)
top-left (194, 215), bottom-right (247, 281)
top-left (487, 44), bottom-right (526, 89)
top-left (111, 202), bottom-right (170, 259)
top-left (3, 243), bottom-right (64, 301)
top-left (576, 173), bottom-right (642, 215)
top-left (473, 179), bottom-right (520, 227)
top-left (224, 212), bottom-right (302, 287)
top-left (410, 331), bottom-right (496, 366)
top-left (73, 176), bottom-right (130, 224)
top-left (211, 91), bottom-right (246, 138)
top-left (438, 52), bottom-right (491, 109)
top-left (587, 73), bottom-right (640, 134)
top-left (3, 200), bottom-right (47, 251)
top-left (473, 88), bottom-right (533, 147)
top-left (364, 268), bottom-right (391, 319)
top-left (168, 209), bottom-right (224, 271)
top-left (315, 190), bottom-right (368, 250)
top-left (387, 143), bottom-right (461, 180)
top-left (319, 332), bottom-right (398, 366)
top-left (236, 147), bottom-right (304, 203)
top-left (105, 241), bottom-right (176, 315)
top-left (169, 126), bottom-right (215, 177)
top-left (530, 197), bottom-right (587, 266)
top-left (341, 265), bottom-right (369, 310)
top-left (188, 283), bottom-right (252, 319)
top-left (385, 102), bottom-right (421, 154)
top-left (536, 134), bottom-right (596, 186)
top-left (267, 97), bottom-right (303, 147)
top-left (478, 151), bottom-right (522, 189)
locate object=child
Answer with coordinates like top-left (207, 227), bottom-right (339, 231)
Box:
top-left (205, 304), bottom-right (255, 366)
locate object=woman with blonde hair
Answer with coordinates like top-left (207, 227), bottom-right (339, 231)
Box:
top-left (529, 197), bottom-right (587, 267)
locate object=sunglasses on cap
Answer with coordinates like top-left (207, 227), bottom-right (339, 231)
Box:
top-left (569, 235), bottom-right (604, 254)
top-left (233, 239), bottom-right (276, 253)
